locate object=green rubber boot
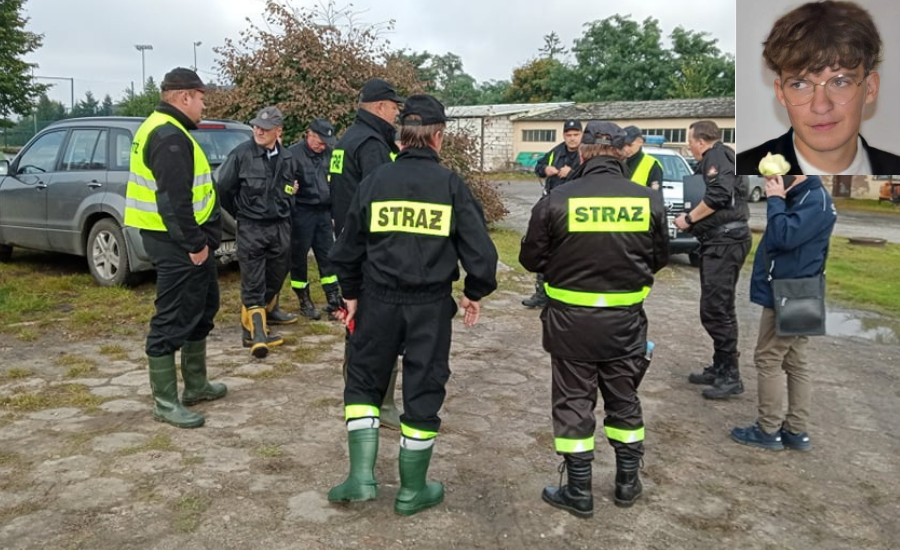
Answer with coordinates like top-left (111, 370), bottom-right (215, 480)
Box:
top-left (148, 354), bottom-right (205, 428)
top-left (180, 339), bottom-right (228, 406)
top-left (394, 445), bottom-right (444, 516)
top-left (380, 362), bottom-right (402, 430)
top-left (328, 428), bottom-right (379, 502)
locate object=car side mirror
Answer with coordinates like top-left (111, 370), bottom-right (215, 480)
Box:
top-left (0, 160), bottom-right (8, 176)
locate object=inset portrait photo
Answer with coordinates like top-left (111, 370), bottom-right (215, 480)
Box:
top-left (735, 0), bottom-right (900, 175)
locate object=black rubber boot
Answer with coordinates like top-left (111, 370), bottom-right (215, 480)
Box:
top-left (180, 339), bottom-right (228, 406)
top-left (541, 455), bottom-right (593, 518)
top-left (688, 361), bottom-right (720, 385)
top-left (702, 353), bottom-right (744, 399)
top-left (522, 273), bottom-right (548, 308)
top-left (266, 295), bottom-right (298, 325)
top-left (294, 287), bottom-right (321, 320)
top-left (242, 306), bottom-right (270, 359)
top-left (328, 427), bottom-right (379, 502)
top-left (614, 454), bottom-right (643, 508)
top-left (148, 354), bottom-right (205, 428)
top-left (322, 281), bottom-right (343, 321)
top-left (241, 328), bottom-right (284, 348)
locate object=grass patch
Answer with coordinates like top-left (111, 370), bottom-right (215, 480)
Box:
top-left (490, 227), bottom-right (527, 275)
top-left (484, 171), bottom-right (541, 182)
top-left (253, 444), bottom-right (285, 458)
top-left (308, 396), bottom-right (342, 409)
top-left (833, 197), bottom-right (900, 216)
top-left (290, 344), bottom-right (332, 365)
top-left (99, 344), bottom-right (129, 361)
top-left (181, 456), bottom-right (205, 466)
top-left (57, 354), bottom-right (98, 378)
top-left (15, 328), bottom-right (39, 342)
top-left (3, 368), bottom-right (32, 380)
top-left (173, 494), bottom-right (212, 533)
top-left (0, 384), bottom-right (103, 412)
top-left (118, 432), bottom-right (177, 456)
top-left (0, 451), bottom-right (21, 465)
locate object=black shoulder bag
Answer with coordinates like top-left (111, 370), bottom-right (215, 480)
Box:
top-left (764, 238), bottom-right (827, 337)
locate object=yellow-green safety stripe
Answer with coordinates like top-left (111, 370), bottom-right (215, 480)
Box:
top-left (605, 425), bottom-right (645, 444)
top-left (544, 284), bottom-right (650, 308)
top-left (345, 404), bottom-right (380, 420)
top-left (321, 275), bottom-right (338, 285)
top-left (555, 436), bottom-right (594, 453)
top-left (630, 154), bottom-right (662, 186)
top-left (400, 423), bottom-right (438, 440)
top-left (291, 281), bottom-right (308, 289)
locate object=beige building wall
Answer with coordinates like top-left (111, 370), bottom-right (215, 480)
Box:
top-left (512, 117), bottom-right (736, 160)
top-left (818, 175), bottom-right (885, 201)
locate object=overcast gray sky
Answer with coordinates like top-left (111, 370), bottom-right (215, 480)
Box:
top-left (23, 0), bottom-right (735, 109)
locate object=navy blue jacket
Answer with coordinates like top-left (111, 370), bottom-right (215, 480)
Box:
top-left (749, 176), bottom-right (837, 308)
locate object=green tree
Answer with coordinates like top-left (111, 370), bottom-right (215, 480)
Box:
top-left (116, 77), bottom-right (160, 117)
top-left (570, 15), bottom-right (674, 101)
top-left (474, 79), bottom-right (510, 105)
top-left (539, 31), bottom-right (567, 60)
top-left (387, 50), bottom-right (479, 106)
top-left (0, 0), bottom-right (48, 122)
top-left (100, 94), bottom-right (114, 116)
top-left (70, 91), bottom-right (100, 117)
top-left (668, 27), bottom-right (735, 98)
top-left (503, 58), bottom-right (569, 103)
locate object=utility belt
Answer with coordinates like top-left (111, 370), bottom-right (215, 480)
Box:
top-left (698, 221), bottom-right (749, 243)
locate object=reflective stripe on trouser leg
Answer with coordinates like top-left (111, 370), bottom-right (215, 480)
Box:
top-left (320, 275), bottom-right (338, 285)
top-left (345, 404), bottom-right (381, 431)
top-left (401, 423), bottom-right (437, 450)
top-left (291, 280), bottom-right (309, 289)
top-left (551, 355), bottom-right (599, 460)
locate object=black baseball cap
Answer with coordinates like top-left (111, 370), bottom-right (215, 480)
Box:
top-left (309, 117), bottom-right (337, 146)
top-left (250, 106), bottom-right (284, 130)
top-left (360, 78), bottom-right (405, 104)
top-left (161, 67), bottom-right (206, 92)
top-left (399, 94), bottom-right (449, 126)
top-left (563, 119), bottom-right (583, 132)
top-left (581, 121), bottom-right (627, 148)
top-left (623, 125), bottom-right (644, 144)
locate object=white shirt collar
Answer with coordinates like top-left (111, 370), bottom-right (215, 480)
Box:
top-left (793, 134), bottom-right (871, 175)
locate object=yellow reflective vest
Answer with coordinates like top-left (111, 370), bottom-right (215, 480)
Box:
top-left (124, 111), bottom-right (215, 231)
top-left (629, 153), bottom-right (662, 187)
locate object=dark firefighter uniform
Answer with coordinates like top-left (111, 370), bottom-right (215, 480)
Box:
top-left (534, 139), bottom-right (581, 192)
top-left (288, 118), bottom-right (341, 320)
top-left (217, 106), bottom-right (299, 358)
top-left (685, 141), bottom-right (751, 399)
top-left (520, 121), bottom-right (669, 516)
top-left (124, 68), bottom-right (226, 429)
top-left (330, 81), bottom-right (402, 237)
top-left (328, 93), bottom-right (498, 517)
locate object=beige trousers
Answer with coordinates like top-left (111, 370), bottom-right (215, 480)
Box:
top-left (754, 307), bottom-right (811, 434)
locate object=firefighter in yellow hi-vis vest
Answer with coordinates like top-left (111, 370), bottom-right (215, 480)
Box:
top-left (328, 94), bottom-right (498, 516)
top-left (124, 68), bottom-right (226, 429)
top-left (623, 125), bottom-right (663, 190)
top-left (520, 121), bottom-right (669, 517)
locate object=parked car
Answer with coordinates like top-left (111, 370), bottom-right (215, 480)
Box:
top-left (643, 144), bottom-right (702, 266)
top-left (0, 116), bottom-right (251, 286)
top-left (745, 175), bottom-right (766, 202)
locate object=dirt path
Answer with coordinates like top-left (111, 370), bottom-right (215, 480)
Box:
top-left (1, 188), bottom-right (898, 549)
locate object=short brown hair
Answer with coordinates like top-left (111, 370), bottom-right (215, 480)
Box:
top-left (762, 1), bottom-right (882, 76)
top-left (690, 120), bottom-right (721, 143)
top-left (399, 115), bottom-right (445, 149)
top-left (579, 143), bottom-right (626, 162)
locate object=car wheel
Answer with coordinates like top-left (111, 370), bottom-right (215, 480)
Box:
top-left (688, 252), bottom-right (701, 268)
top-left (0, 244), bottom-right (11, 262)
top-left (750, 186), bottom-right (762, 202)
top-left (87, 218), bottom-right (133, 287)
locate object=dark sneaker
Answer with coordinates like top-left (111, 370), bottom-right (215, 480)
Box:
top-left (731, 423), bottom-right (784, 451)
top-left (780, 427), bottom-right (812, 452)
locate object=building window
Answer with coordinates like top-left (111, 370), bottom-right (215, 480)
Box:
top-left (643, 128), bottom-right (687, 144)
top-left (722, 128), bottom-right (735, 144)
top-left (874, 175), bottom-right (899, 180)
top-left (522, 129), bottom-right (557, 142)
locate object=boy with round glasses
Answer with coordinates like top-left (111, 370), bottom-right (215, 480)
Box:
top-left (736, 1), bottom-right (900, 175)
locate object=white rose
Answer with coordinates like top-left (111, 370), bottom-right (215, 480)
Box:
top-left (758, 153), bottom-right (791, 175)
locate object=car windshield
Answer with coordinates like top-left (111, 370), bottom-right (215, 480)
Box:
top-left (652, 153), bottom-right (692, 183)
top-left (191, 129), bottom-right (252, 167)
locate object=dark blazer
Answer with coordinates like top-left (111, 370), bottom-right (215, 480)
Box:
top-left (736, 128), bottom-right (900, 175)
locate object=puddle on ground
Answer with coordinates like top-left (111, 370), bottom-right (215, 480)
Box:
top-left (827, 310), bottom-right (900, 345)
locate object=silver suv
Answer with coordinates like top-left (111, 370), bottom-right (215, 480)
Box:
top-left (0, 117), bottom-right (251, 286)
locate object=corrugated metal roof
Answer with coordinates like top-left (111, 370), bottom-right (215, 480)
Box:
top-left (446, 102), bottom-right (573, 118)
top-left (514, 97), bottom-right (734, 121)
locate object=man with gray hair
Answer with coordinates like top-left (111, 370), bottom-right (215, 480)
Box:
top-left (521, 121), bottom-right (668, 516)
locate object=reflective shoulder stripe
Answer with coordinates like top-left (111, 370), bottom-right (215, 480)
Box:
top-left (369, 200), bottom-right (452, 237)
top-left (330, 149), bottom-right (345, 174)
top-left (567, 197), bottom-right (651, 232)
top-left (389, 152), bottom-right (397, 161)
top-left (400, 423), bottom-right (438, 440)
top-left (554, 436), bottom-right (594, 453)
top-left (345, 404), bottom-right (380, 420)
top-left (544, 284), bottom-right (651, 308)
top-left (604, 425), bottom-right (645, 444)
